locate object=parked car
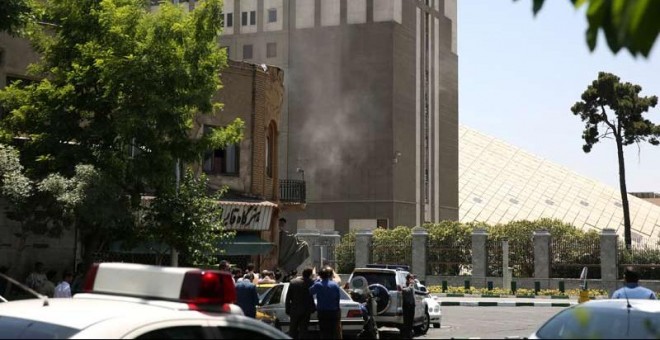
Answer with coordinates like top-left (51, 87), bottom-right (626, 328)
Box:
top-left (346, 264), bottom-right (430, 336)
top-left (415, 280), bottom-right (441, 328)
top-left (0, 262), bottom-right (290, 339)
top-left (257, 282), bottom-right (364, 337)
top-left (530, 299), bottom-right (660, 339)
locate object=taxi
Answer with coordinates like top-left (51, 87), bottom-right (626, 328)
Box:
top-left (0, 262), bottom-right (290, 339)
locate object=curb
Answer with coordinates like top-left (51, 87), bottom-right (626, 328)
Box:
top-left (433, 293), bottom-right (605, 300)
top-left (439, 301), bottom-right (576, 307)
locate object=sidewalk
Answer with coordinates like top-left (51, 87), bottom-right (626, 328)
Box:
top-left (432, 295), bottom-right (580, 307)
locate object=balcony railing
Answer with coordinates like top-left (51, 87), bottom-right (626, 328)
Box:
top-left (279, 180), bottom-right (306, 204)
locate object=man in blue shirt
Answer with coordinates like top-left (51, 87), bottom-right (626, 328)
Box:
top-left (612, 267), bottom-right (657, 300)
top-left (235, 273), bottom-right (260, 318)
top-left (310, 266), bottom-right (341, 339)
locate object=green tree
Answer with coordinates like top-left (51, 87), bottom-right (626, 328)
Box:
top-left (518, 0), bottom-right (660, 57)
top-left (140, 169), bottom-right (233, 266)
top-left (571, 72), bottom-right (660, 249)
top-left (0, 0), bottom-right (242, 264)
top-left (0, 0), bottom-right (34, 35)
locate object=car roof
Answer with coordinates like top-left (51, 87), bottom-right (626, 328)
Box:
top-left (0, 295), bottom-right (206, 330)
top-left (579, 299), bottom-right (660, 312)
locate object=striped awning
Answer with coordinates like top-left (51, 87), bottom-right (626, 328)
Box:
top-left (217, 200), bottom-right (276, 231)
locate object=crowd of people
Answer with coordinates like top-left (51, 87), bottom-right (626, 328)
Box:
top-left (0, 262), bottom-right (85, 299)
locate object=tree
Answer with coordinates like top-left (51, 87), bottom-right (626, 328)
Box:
top-left (0, 0), bottom-right (243, 265)
top-left (518, 0), bottom-right (660, 58)
top-left (0, 0), bottom-right (33, 35)
top-left (139, 169), bottom-right (234, 266)
top-left (571, 72), bottom-right (660, 249)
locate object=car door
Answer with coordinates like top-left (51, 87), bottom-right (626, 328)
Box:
top-left (258, 284), bottom-right (288, 330)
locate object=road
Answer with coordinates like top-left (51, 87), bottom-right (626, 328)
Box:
top-left (378, 306), bottom-right (566, 339)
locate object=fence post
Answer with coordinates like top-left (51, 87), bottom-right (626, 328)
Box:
top-left (412, 227), bottom-right (428, 283)
top-left (502, 238), bottom-right (511, 292)
top-left (533, 229), bottom-right (551, 289)
top-left (472, 228), bottom-right (488, 288)
top-left (355, 230), bottom-right (373, 269)
top-left (600, 229), bottom-right (618, 296)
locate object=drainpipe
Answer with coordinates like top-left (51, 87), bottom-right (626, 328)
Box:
top-left (251, 65), bottom-right (257, 195)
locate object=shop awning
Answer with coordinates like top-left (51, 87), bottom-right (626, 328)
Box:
top-left (218, 234), bottom-right (274, 256)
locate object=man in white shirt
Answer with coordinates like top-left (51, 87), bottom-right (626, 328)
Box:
top-left (54, 271), bottom-right (74, 298)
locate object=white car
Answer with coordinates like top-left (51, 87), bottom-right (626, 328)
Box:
top-left (0, 262), bottom-right (290, 339)
top-left (416, 280), bottom-right (441, 328)
top-left (257, 282), bottom-right (364, 337)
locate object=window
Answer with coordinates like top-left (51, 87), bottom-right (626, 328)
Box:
top-left (0, 316), bottom-right (79, 339)
top-left (266, 42), bottom-right (277, 58)
top-left (225, 13), bottom-right (233, 27)
top-left (241, 11), bottom-right (248, 26)
top-left (250, 10), bottom-right (256, 25)
top-left (242, 44), bottom-right (253, 59)
top-left (203, 126), bottom-right (240, 176)
top-left (267, 8), bottom-right (277, 23)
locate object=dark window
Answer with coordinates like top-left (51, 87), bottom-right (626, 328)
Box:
top-left (241, 11), bottom-right (248, 26)
top-left (266, 42), bottom-right (277, 58)
top-left (136, 326), bottom-right (206, 339)
top-left (242, 44), bottom-right (253, 59)
top-left (267, 8), bottom-right (277, 23)
top-left (250, 11), bottom-right (256, 25)
top-left (262, 284), bottom-right (283, 305)
top-left (351, 272), bottom-right (397, 291)
top-left (0, 316), bottom-right (80, 339)
top-left (226, 13), bottom-right (233, 27)
top-left (203, 126), bottom-right (240, 176)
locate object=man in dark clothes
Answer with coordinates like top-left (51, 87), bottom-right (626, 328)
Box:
top-left (310, 266), bottom-right (342, 339)
top-left (401, 273), bottom-right (416, 338)
top-left (235, 273), bottom-right (259, 318)
top-left (285, 267), bottom-right (316, 339)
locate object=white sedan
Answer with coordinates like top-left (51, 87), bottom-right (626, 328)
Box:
top-left (0, 262), bottom-right (290, 339)
top-left (416, 280), bottom-right (442, 328)
top-left (257, 282), bottom-right (365, 337)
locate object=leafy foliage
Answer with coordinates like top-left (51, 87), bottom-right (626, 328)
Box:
top-left (425, 221), bottom-right (474, 275)
top-left (0, 0), bottom-right (238, 264)
top-left (140, 170), bottom-right (233, 266)
top-left (0, 0), bottom-right (34, 35)
top-left (335, 231), bottom-right (356, 274)
top-left (371, 227), bottom-right (412, 266)
top-left (571, 72), bottom-right (660, 249)
top-left (517, 0), bottom-right (660, 57)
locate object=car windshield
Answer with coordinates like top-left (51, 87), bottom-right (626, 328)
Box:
top-left (0, 316), bottom-right (80, 339)
top-left (536, 305), bottom-right (660, 339)
top-left (352, 272), bottom-right (397, 291)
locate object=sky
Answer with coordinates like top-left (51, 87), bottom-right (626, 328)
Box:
top-left (458, 0), bottom-right (660, 193)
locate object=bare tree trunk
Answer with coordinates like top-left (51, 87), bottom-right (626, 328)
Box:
top-left (616, 139), bottom-right (632, 250)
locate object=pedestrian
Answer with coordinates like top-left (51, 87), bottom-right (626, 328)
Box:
top-left (401, 273), bottom-right (416, 338)
top-left (25, 262), bottom-right (47, 295)
top-left (612, 266), bottom-right (657, 300)
top-left (245, 263), bottom-right (260, 284)
top-left (258, 270), bottom-right (276, 284)
top-left (71, 263), bottom-right (86, 295)
top-left (42, 270), bottom-right (56, 298)
top-left (235, 273), bottom-right (259, 318)
top-left (218, 260), bottom-right (230, 273)
top-left (310, 265), bottom-right (342, 339)
top-left (232, 267), bottom-right (243, 283)
top-left (286, 267), bottom-right (316, 339)
top-left (54, 270), bottom-right (73, 298)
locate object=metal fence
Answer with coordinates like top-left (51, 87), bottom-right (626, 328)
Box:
top-left (372, 238), bottom-right (412, 267)
top-left (551, 236), bottom-right (601, 279)
top-left (618, 241), bottom-right (660, 280)
top-left (426, 238), bottom-right (471, 276)
top-left (487, 237), bottom-right (534, 278)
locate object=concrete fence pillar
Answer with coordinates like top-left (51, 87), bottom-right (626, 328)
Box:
top-left (355, 230), bottom-right (373, 269)
top-left (295, 230), bottom-right (320, 271)
top-left (533, 229), bottom-right (551, 289)
top-left (600, 229), bottom-right (619, 295)
top-left (412, 227), bottom-right (428, 283)
top-left (471, 228), bottom-right (488, 288)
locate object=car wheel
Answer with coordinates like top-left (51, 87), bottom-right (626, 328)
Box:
top-left (414, 312), bottom-right (430, 335)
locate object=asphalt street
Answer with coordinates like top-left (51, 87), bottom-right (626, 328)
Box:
top-left (378, 306), bottom-right (566, 339)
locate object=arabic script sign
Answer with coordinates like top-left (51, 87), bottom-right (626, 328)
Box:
top-left (220, 202), bottom-right (274, 231)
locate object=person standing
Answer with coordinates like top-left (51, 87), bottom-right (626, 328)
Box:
top-left (54, 271), bottom-right (73, 298)
top-left (310, 266), bottom-right (341, 339)
top-left (235, 273), bottom-right (259, 318)
top-left (286, 267), bottom-right (315, 339)
top-left (401, 273), bottom-right (416, 338)
top-left (42, 270), bottom-right (56, 298)
top-left (612, 266), bottom-right (657, 299)
top-left (25, 262), bottom-right (47, 295)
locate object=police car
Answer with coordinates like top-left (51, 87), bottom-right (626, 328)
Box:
top-left (0, 262), bottom-right (290, 339)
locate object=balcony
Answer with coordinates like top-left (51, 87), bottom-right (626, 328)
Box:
top-left (279, 179), bottom-right (306, 204)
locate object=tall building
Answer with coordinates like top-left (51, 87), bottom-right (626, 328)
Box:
top-left (219, 0), bottom-right (459, 234)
